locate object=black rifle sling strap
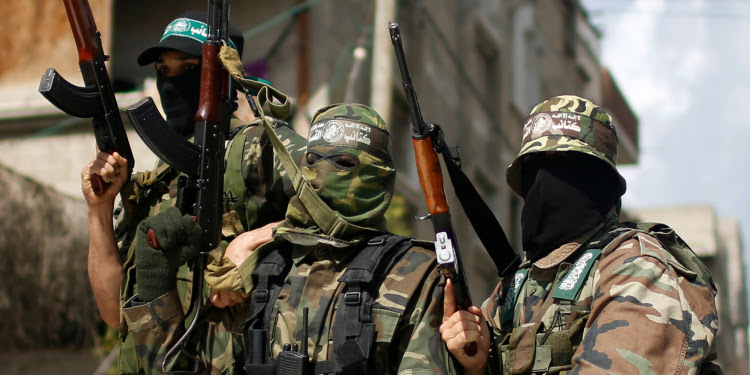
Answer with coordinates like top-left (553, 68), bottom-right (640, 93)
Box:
top-left (243, 248), bottom-right (292, 375)
top-left (431, 124), bottom-right (521, 277)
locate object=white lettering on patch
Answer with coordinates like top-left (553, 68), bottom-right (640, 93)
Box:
top-left (559, 252), bottom-right (594, 291)
top-left (190, 25), bottom-right (208, 38)
top-left (523, 112), bottom-right (583, 140)
top-left (309, 120), bottom-right (371, 145)
top-left (550, 112), bottom-right (582, 132)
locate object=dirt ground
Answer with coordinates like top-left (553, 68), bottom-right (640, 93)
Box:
top-left (0, 349), bottom-right (102, 375)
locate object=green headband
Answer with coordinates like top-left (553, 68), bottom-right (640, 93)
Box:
top-left (161, 17), bottom-right (238, 51)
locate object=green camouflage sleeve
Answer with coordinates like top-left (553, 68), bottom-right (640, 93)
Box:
top-left (121, 289), bottom-right (246, 375)
top-left (383, 246), bottom-right (461, 375)
top-left (121, 290), bottom-right (186, 374)
top-left (573, 235), bottom-right (718, 374)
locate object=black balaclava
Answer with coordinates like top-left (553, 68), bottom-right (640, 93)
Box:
top-left (156, 68), bottom-right (202, 138)
top-left (140, 10), bottom-right (246, 138)
top-left (520, 153), bottom-right (621, 261)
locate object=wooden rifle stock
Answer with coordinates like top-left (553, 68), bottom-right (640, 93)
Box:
top-left (389, 22), bottom-right (477, 355)
top-left (39, 0), bottom-right (135, 196)
top-left (412, 138), bottom-right (450, 215)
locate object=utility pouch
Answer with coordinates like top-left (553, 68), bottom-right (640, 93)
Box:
top-left (504, 321), bottom-right (545, 374)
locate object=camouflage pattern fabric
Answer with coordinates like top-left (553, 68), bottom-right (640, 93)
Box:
top-left (264, 240), bottom-right (458, 374)
top-left (482, 220), bottom-right (720, 374)
top-left (257, 104), bottom-right (458, 374)
top-left (505, 95), bottom-right (626, 197)
top-left (117, 117), bottom-right (305, 374)
top-left (277, 103), bottom-right (396, 244)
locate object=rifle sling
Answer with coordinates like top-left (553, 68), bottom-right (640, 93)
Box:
top-left (433, 126), bottom-right (521, 277)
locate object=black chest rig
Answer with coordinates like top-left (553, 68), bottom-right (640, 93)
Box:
top-left (241, 233), bottom-right (414, 375)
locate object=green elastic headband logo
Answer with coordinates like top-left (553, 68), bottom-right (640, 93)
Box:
top-left (161, 17), bottom-right (238, 50)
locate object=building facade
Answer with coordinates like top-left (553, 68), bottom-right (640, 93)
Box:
top-left (0, 0), bottom-right (639, 298)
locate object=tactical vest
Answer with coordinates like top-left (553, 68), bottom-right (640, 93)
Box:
top-left (494, 222), bottom-right (720, 375)
top-left (241, 233), bottom-right (417, 375)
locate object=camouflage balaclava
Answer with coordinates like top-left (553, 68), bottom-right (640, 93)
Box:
top-left (276, 103), bottom-right (396, 246)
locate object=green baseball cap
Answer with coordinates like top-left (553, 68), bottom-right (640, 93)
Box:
top-left (137, 10), bottom-right (244, 66)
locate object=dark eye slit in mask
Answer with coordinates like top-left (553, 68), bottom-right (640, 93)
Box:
top-left (306, 151), bottom-right (359, 170)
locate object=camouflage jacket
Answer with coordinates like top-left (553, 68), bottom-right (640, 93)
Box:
top-left (483, 222), bottom-right (720, 375)
top-left (121, 237), bottom-right (460, 375)
top-left (118, 119), bottom-right (306, 374)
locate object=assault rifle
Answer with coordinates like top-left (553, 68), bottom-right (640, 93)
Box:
top-left (38, 0), bottom-right (135, 196)
top-left (389, 22), bottom-right (521, 355)
top-left (125, 1), bottom-right (234, 372)
top-left (389, 21), bottom-right (474, 342)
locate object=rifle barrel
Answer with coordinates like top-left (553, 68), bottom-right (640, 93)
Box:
top-left (389, 23), bottom-right (429, 140)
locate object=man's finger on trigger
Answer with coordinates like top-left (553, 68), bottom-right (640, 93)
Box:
top-left (443, 278), bottom-right (457, 319)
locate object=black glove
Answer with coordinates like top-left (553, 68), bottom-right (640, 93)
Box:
top-left (135, 207), bottom-right (202, 302)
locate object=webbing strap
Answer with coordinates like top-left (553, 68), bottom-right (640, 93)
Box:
top-left (248, 249), bottom-right (289, 324)
top-left (321, 234), bottom-right (413, 374)
top-left (259, 116), bottom-right (376, 239)
top-left (220, 46), bottom-right (385, 240)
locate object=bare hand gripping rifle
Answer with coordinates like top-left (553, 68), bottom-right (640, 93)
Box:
top-left (125, 1), bottom-right (233, 373)
top-left (38, 0), bottom-right (135, 196)
top-left (389, 22), bottom-right (521, 352)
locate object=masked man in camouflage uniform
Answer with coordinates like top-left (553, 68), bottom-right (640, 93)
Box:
top-left (81, 10), bottom-right (306, 374)
top-left (122, 103), bottom-right (461, 375)
top-left (440, 95), bottom-right (721, 375)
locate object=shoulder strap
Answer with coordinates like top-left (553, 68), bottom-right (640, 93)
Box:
top-left (634, 222), bottom-right (715, 290)
top-left (223, 123), bottom-right (252, 229)
top-left (316, 234), bottom-right (413, 375)
top-left (247, 246), bottom-right (292, 328)
top-left (242, 245), bottom-right (292, 372)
